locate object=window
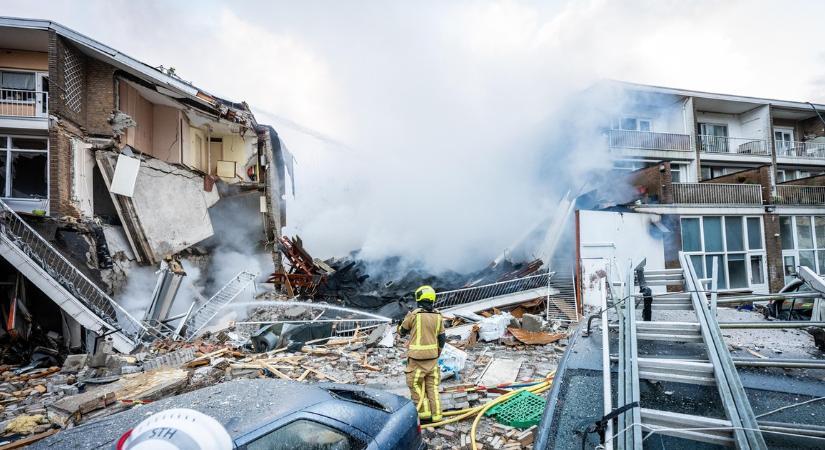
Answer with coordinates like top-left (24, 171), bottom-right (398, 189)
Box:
top-left (0, 71), bottom-right (35, 91)
top-left (777, 169), bottom-right (786, 183)
top-left (246, 420), bottom-right (362, 450)
top-left (671, 164), bottom-right (683, 183)
top-left (680, 216), bottom-right (767, 290)
top-left (612, 117), bottom-right (652, 131)
top-left (779, 215), bottom-right (825, 283)
top-left (774, 128), bottom-right (794, 156)
top-left (0, 136), bottom-right (48, 200)
top-left (700, 166), bottom-right (712, 181)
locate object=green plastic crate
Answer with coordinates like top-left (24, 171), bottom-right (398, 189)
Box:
top-left (484, 390), bottom-right (546, 429)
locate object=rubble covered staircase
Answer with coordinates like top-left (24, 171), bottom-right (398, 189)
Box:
top-left (0, 200), bottom-right (148, 353)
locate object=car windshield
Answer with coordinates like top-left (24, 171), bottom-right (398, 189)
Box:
top-left (246, 419), bottom-right (362, 450)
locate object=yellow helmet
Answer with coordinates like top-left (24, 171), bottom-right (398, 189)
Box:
top-left (415, 285), bottom-right (436, 302)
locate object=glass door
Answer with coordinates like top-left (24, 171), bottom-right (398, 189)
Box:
top-left (699, 123), bottom-right (728, 153)
top-left (774, 129), bottom-right (794, 156)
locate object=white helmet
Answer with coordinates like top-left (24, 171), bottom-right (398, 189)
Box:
top-left (117, 408), bottom-right (233, 450)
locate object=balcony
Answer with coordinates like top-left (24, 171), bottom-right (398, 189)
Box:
top-left (608, 129), bottom-right (692, 152)
top-left (0, 89), bottom-right (48, 119)
top-left (775, 185), bottom-right (825, 205)
top-left (697, 135), bottom-right (771, 156)
top-left (672, 182), bottom-right (763, 205)
top-left (775, 140), bottom-right (825, 160)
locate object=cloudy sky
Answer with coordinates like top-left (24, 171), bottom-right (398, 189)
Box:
top-left (7, 0), bottom-right (825, 270)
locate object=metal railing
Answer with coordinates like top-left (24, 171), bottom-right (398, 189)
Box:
top-left (184, 271), bottom-right (257, 339)
top-left (434, 272), bottom-right (553, 310)
top-left (697, 135), bottom-right (771, 156)
top-left (0, 199), bottom-right (146, 342)
top-left (672, 182), bottom-right (763, 205)
top-left (775, 185), bottom-right (825, 205)
top-left (775, 140), bottom-right (825, 159)
top-left (608, 129), bottom-right (692, 152)
top-left (0, 89), bottom-right (48, 118)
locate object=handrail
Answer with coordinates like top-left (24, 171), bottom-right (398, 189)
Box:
top-left (434, 272), bottom-right (553, 309)
top-left (672, 182), bottom-right (763, 205)
top-left (0, 89), bottom-right (48, 118)
top-left (0, 199), bottom-right (146, 342)
top-left (608, 129), bottom-right (692, 152)
top-left (697, 135), bottom-right (771, 156)
top-left (775, 140), bottom-right (825, 159)
top-left (775, 185), bottom-right (825, 205)
top-left (184, 271), bottom-right (257, 339)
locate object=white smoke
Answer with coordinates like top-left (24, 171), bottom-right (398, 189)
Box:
top-left (11, 0), bottom-right (825, 273)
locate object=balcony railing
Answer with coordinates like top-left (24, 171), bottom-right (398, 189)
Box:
top-left (672, 182), bottom-right (763, 205)
top-left (775, 140), bottom-right (825, 159)
top-left (697, 135), bottom-right (771, 156)
top-left (0, 89), bottom-right (48, 118)
top-left (608, 129), bottom-right (692, 152)
top-left (775, 185), bottom-right (825, 205)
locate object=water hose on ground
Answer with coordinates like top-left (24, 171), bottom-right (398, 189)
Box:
top-left (421, 371), bottom-right (555, 450)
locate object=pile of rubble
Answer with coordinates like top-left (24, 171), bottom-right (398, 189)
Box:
top-left (0, 295), bottom-right (568, 449)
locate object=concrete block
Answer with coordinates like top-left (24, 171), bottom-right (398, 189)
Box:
top-left (521, 314), bottom-right (543, 332)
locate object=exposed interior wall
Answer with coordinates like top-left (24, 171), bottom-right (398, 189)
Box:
top-left (0, 49), bottom-right (48, 71)
top-left (152, 105), bottom-right (181, 163)
top-left (215, 133), bottom-right (254, 181)
top-left (118, 82), bottom-right (153, 153)
top-left (578, 210), bottom-right (667, 306)
top-left (185, 125), bottom-right (206, 171)
top-left (70, 138), bottom-right (95, 217)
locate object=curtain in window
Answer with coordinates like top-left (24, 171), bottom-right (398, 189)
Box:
top-left (0, 72), bottom-right (35, 90)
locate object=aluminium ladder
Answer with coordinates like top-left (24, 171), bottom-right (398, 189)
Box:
top-left (613, 253), bottom-right (767, 449)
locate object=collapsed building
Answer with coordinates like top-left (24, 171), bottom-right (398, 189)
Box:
top-left (0, 17), bottom-right (291, 355)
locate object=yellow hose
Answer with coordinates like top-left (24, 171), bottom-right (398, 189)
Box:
top-left (421, 370), bottom-right (555, 450)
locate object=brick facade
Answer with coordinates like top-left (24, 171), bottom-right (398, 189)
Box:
top-left (763, 213), bottom-right (784, 292)
top-left (47, 32), bottom-right (119, 216)
top-left (628, 161), bottom-right (673, 204)
top-left (703, 165), bottom-right (772, 204)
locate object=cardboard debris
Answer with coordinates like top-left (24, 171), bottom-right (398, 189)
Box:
top-left (507, 327), bottom-right (566, 345)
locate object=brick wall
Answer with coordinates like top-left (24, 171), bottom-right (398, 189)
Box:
top-left (47, 32), bottom-right (119, 217)
top-left (799, 116), bottom-right (825, 139)
top-left (85, 59), bottom-right (116, 136)
top-left (703, 165), bottom-right (772, 204)
top-left (49, 33), bottom-right (86, 128)
top-left (628, 161), bottom-right (673, 204)
top-left (763, 213), bottom-right (784, 292)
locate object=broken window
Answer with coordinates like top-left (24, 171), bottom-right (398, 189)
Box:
top-left (0, 135), bottom-right (48, 199)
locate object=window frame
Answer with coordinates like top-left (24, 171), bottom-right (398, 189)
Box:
top-left (779, 215), bottom-right (825, 283)
top-left (680, 215), bottom-right (767, 291)
top-left (0, 134), bottom-right (49, 201)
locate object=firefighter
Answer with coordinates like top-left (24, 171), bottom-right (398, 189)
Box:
top-left (398, 285), bottom-right (446, 422)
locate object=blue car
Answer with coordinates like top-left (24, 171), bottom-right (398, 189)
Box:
top-left (32, 379), bottom-right (426, 449)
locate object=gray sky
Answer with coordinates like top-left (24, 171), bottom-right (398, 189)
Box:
top-left (8, 0), bottom-right (825, 270)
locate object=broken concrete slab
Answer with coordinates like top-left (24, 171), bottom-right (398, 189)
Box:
top-left (366, 324), bottom-right (390, 348)
top-left (521, 313), bottom-right (543, 332)
top-left (478, 358), bottom-right (523, 386)
top-left (95, 150), bottom-right (220, 264)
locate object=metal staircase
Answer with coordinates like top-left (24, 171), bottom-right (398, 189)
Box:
top-left (0, 200), bottom-right (147, 353)
top-left (182, 271), bottom-right (256, 339)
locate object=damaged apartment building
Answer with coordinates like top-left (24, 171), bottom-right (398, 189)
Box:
top-left (577, 81), bottom-right (825, 314)
top-left (0, 17), bottom-right (290, 356)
